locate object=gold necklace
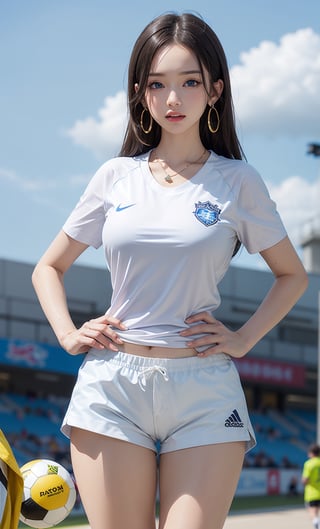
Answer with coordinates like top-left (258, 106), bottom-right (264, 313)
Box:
top-left (153, 148), bottom-right (208, 183)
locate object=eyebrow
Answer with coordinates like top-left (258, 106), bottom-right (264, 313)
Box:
top-left (148, 70), bottom-right (202, 77)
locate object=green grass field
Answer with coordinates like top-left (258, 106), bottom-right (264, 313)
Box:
top-left (230, 493), bottom-right (304, 512)
top-left (18, 493), bottom-right (305, 528)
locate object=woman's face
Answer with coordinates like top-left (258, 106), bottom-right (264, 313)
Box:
top-left (142, 44), bottom-right (223, 137)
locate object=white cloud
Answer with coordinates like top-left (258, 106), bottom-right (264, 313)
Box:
top-left (0, 167), bottom-right (89, 192)
top-left (234, 175), bottom-right (319, 270)
top-left (65, 29), bottom-right (320, 157)
top-left (66, 91), bottom-right (127, 159)
top-left (267, 176), bottom-right (320, 246)
top-left (0, 167), bottom-right (57, 191)
top-left (231, 28), bottom-right (320, 137)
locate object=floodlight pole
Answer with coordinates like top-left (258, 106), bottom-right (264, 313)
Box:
top-left (307, 144), bottom-right (320, 445)
top-left (318, 291), bottom-right (320, 445)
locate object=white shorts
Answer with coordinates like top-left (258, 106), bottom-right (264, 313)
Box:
top-left (61, 349), bottom-right (256, 454)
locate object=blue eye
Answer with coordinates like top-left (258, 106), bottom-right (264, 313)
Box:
top-left (184, 79), bottom-right (201, 87)
top-left (149, 81), bottom-right (163, 89)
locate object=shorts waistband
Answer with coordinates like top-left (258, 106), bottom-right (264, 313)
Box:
top-left (88, 348), bottom-right (232, 373)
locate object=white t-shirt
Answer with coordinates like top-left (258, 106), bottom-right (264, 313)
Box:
top-left (63, 150), bottom-right (287, 348)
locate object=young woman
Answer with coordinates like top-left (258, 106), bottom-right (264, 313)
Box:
top-left (32, 13), bottom-right (308, 529)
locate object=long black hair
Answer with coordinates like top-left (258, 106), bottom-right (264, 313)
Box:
top-left (119, 12), bottom-right (245, 161)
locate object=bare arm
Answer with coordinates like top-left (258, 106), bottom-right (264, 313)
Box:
top-left (32, 230), bottom-right (126, 355)
top-left (180, 236), bottom-right (308, 357)
top-left (235, 236), bottom-right (308, 352)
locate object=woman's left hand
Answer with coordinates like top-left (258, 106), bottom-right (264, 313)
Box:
top-left (180, 311), bottom-right (248, 358)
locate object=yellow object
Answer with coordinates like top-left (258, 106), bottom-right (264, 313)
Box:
top-left (0, 429), bottom-right (23, 529)
top-left (302, 455), bottom-right (320, 502)
top-left (20, 460), bottom-right (70, 510)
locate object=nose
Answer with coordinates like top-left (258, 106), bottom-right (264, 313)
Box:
top-left (166, 89), bottom-right (181, 107)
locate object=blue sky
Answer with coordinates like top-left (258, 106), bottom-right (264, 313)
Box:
top-left (1, 0), bottom-right (320, 270)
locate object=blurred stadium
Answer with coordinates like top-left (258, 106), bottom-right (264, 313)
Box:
top-left (0, 228), bottom-right (319, 513)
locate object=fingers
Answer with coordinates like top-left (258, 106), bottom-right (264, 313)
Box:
top-left (68, 314), bottom-right (126, 354)
top-left (93, 314), bottom-right (127, 330)
top-left (180, 312), bottom-right (248, 358)
top-left (81, 318), bottom-right (125, 351)
top-left (180, 313), bottom-right (221, 339)
top-left (185, 311), bottom-right (217, 325)
top-left (180, 312), bottom-right (227, 357)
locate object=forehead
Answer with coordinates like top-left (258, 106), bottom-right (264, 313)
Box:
top-left (150, 44), bottom-right (200, 73)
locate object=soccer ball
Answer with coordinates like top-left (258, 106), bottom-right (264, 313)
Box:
top-left (19, 459), bottom-right (76, 528)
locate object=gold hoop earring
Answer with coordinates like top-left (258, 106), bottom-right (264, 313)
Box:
top-left (140, 108), bottom-right (153, 134)
top-left (208, 105), bottom-right (220, 133)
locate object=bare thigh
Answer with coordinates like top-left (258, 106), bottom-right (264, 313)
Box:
top-left (70, 427), bottom-right (157, 529)
top-left (158, 442), bottom-right (245, 529)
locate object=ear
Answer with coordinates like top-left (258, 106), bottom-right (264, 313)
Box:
top-left (135, 83), bottom-right (146, 107)
top-left (208, 79), bottom-right (224, 106)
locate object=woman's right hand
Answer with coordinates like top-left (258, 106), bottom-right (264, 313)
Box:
top-left (60, 315), bottom-right (127, 355)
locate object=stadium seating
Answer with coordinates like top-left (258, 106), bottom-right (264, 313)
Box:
top-left (0, 392), bottom-right (71, 471)
top-left (0, 391), bottom-right (316, 470)
top-left (244, 409), bottom-right (315, 468)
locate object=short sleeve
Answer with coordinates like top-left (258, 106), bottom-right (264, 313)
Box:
top-left (236, 165), bottom-right (287, 254)
top-left (63, 163), bottom-right (109, 249)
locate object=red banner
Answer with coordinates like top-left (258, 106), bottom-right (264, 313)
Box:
top-left (267, 469), bottom-right (281, 495)
top-left (234, 357), bottom-right (305, 388)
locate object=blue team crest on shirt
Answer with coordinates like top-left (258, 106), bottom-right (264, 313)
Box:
top-left (193, 201), bottom-right (221, 227)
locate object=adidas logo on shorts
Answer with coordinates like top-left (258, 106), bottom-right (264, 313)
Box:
top-left (224, 409), bottom-right (244, 428)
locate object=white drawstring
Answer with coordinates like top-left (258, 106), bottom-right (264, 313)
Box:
top-left (138, 366), bottom-right (169, 390)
